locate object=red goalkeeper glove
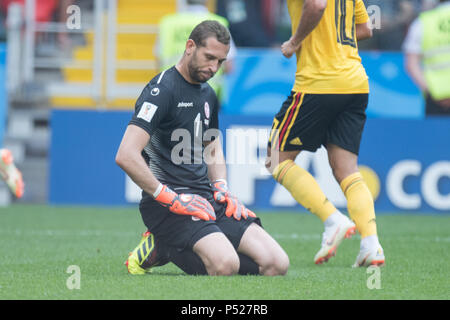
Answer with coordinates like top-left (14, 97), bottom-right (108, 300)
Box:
top-left (211, 180), bottom-right (256, 221)
top-left (154, 185), bottom-right (216, 221)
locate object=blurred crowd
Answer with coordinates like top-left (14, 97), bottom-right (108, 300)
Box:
top-left (0, 0), bottom-right (442, 51)
top-left (353, 0), bottom-right (438, 50)
top-left (0, 0), bottom-right (77, 44)
top-left (216, 0), bottom-right (439, 51)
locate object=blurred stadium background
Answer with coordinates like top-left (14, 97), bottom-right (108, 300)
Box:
top-left (0, 0), bottom-right (449, 301)
top-left (0, 0), bottom-right (447, 214)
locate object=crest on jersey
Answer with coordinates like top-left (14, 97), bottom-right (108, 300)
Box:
top-left (151, 87), bottom-right (160, 96)
top-left (204, 102), bottom-right (210, 119)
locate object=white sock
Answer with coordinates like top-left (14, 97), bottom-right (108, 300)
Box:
top-left (324, 210), bottom-right (346, 228)
top-left (361, 234), bottom-right (380, 250)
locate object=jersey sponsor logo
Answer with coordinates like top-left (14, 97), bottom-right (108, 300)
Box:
top-left (204, 102), bottom-right (210, 119)
top-left (177, 101), bottom-right (194, 108)
top-left (151, 87), bottom-right (160, 96)
top-left (137, 102), bottom-right (158, 123)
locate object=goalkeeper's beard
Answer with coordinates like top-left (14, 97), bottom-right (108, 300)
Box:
top-left (188, 51), bottom-right (215, 83)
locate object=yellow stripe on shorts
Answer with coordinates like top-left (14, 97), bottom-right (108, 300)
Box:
top-left (280, 93), bottom-right (305, 151)
top-left (272, 92), bottom-right (300, 150)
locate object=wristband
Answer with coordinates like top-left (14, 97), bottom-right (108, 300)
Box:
top-left (153, 183), bottom-right (163, 198)
top-left (213, 179), bottom-right (227, 185)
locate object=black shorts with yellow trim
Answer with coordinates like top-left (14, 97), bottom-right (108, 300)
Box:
top-left (268, 91), bottom-right (369, 155)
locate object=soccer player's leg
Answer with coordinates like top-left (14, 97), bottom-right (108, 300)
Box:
top-left (327, 144), bottom-right (384, 267)
top-left (168, 238), bottom-right (258, 276)
top-left (0, 149), bottom-right (24, 198)
top-left (192, 232), bottom-right (240, 276)
top-left (270, 155), bottom-right (356, 265)
top-left (149, 223), bottom-right (239, 276)
top-left (267, 148), bottom-right (341, 224)
top-left (326, 94), bottom-right (385, 267)
top-left (266, 93), bottom-right (355, 264)
top-left (126, 196), bottom-right (212, 275)
top-left (125, 230), bottom-right (170, 275)
top-left (328, 144), bottom-right (384, 266)
top-left (266, 92), bottom-right (338, 224)
top-left (133, 194), bottom-right (245, 276)
top-left (237, 222), bottom-right (289, 276)
top-left (213, 200), bottom-right (288, 276)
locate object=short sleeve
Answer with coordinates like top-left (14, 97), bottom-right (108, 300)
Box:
top-left (129, 84), bottom-right (172, 136)
top-left (402, 19), bottom-right (423, 54)
top-left (355, 0), bottom-right (369, 24)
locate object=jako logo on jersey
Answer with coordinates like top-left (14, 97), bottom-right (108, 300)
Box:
top-left (177, 102), bottom-right (194, 108)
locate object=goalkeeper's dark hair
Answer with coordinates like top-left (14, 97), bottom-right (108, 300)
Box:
top-left (188, 20), bottom-right (230, 48)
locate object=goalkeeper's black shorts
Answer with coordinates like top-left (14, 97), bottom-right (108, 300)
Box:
top-left (139, 189), bottom-right (261, 253)
top-left (268, 92), bottom-right (369, 155)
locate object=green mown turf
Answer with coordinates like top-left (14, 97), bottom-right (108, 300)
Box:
top-left (0, 205), bottom-right (449, 300)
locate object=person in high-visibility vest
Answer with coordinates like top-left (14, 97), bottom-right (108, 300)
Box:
top-left (157, 0), bottom-right (236, 105)
top-left (403, 0), bottom-right (450, 116)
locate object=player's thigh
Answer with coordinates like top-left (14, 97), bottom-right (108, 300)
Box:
top-left (326, 94), bottom-right (368, 156)
top-left (326, 94), bottom-right (368, 182)
top-left (326, 143), bottom-right (359, 183)
top-left (193, 232), bottom-right (240, 275)
top-left (238, 223), bottom-right (289, 275)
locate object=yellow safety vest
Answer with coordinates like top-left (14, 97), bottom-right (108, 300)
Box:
top-left (420, 5), bottom-right (450, 100)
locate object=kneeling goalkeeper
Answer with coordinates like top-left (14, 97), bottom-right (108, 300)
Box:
top-left (115, 20), bottom-right (289, 276)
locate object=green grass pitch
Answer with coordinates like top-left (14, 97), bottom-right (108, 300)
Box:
top-left (0, 205), bottom-right (449, 300)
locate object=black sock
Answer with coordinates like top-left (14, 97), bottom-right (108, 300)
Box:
top-left (238, 253), bottom-right (260, 275)
top-left (168, 248), bottom-right (208, 275)
top-left (168, 249), bottom-right (260, 276)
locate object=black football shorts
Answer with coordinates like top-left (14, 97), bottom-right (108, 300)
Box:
top-left (139, 189), bottom-right (261, 252)
top-left (268, 92), bottom-right (369, 155)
